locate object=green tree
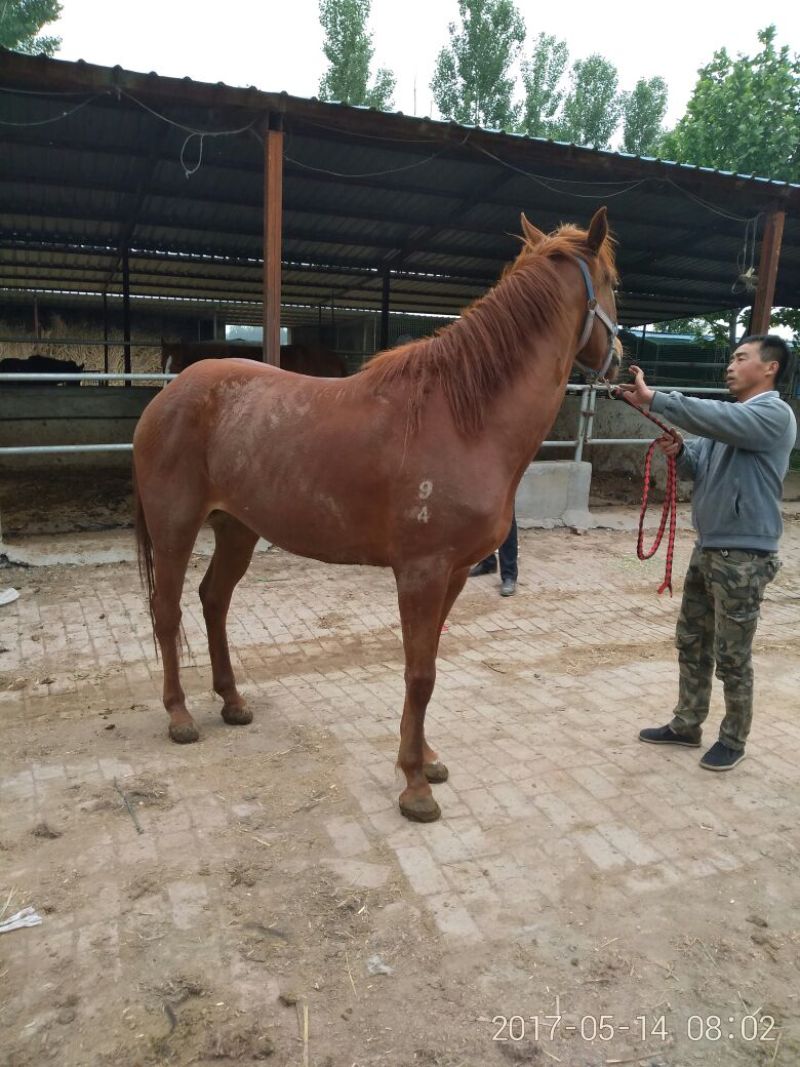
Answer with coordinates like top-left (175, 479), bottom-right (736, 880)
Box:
top-left (0, 0), bottom-right (62, 55)
top-left (557, 54), bottom-right (621, 148)
top-left (660, 26), bottom-right (800, 181)
top-left (650, 318), bottom-right (710, 337)
top-left (621, 76), bottom-right (668, 155)
top-left (431, 0), bottom-right (525, 129)
top-left (769, 308), bottom-right (800, 349)
top-left (652, 309), bottom-right (800, 349)
top-left (318, 0), bottom-right (396, 110)
top-left (520, 32), bottom-right (569, 137)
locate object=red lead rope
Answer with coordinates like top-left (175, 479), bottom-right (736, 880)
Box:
top-left (613, 389), bottom-right (679, 596)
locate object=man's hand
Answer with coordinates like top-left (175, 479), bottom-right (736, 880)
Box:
top-left (617, 364), bottom-right (655, 408)
top-left (655, 429), bottom-right (683, 458)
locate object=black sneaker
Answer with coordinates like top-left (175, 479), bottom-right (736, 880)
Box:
top-left (700, 742), bottom-right (746, 772)
top-left (469, 560), bottom-right (497, 577)
top-left (639, 724), bottom-right (702, 747)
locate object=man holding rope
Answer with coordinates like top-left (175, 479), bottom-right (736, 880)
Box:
top-left (619, 334), bottom-right (796, 771)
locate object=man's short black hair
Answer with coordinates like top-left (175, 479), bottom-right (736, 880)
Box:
top-left (739, 334), bottom-right (793, 385)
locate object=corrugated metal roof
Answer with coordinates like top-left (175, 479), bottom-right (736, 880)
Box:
top-left (1, 48), bottom-right (798, 329)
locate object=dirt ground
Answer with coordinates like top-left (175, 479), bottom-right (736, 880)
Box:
top-left (2, 492), bottom-right (800, 1066)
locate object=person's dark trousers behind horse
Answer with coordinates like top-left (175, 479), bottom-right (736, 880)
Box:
top-left (469, 513), bottom-right (518, 596)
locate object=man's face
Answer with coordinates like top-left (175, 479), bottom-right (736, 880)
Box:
top-left (726, 342), bottom-right (777, 399)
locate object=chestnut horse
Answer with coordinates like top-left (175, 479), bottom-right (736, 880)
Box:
top-left (161, 340), bottom-right (347, 378)
top-left (133, 208), bottom-right (620, 822)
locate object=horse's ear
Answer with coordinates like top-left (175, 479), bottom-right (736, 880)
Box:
top-left (520, 213), bottom-right (545, 246)
top-left (586, 207), bottom-right (608, 253)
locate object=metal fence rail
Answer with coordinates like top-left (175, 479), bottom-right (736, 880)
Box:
top-left (0, 376), bottom-right (730, 458)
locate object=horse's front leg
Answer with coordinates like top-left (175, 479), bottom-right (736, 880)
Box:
top-left (394, 564), bottom-right (467, 821)
top-left (420, 565), bottom-right (469, 785)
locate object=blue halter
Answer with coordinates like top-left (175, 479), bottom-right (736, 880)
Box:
top-left (572, 256), bottom-right (619, 379)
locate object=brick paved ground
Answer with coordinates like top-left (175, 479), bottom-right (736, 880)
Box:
top-left (2, 515), bottom-right (800, 1066)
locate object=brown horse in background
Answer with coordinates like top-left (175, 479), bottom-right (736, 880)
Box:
top-left (161, 340), bottom-right (347, 377)
top-left (134, 209), bottom-right (620, 822)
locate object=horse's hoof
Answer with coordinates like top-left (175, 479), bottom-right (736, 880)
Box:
top-left (169, 721), bottom-right (200, 744)
top-left (423, 760), bottom-right (449, 784)
top-left (399, 794), bottom-right (441, 823)
top-left (221, 704), bottom-right (253, 726)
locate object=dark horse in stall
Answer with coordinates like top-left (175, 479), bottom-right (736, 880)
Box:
top-left (161, 340), bottom-right (347, 378)
top-left (0, 353), bottom-right (85, 386)
top-left (134, 209), bottom-right (620, 822)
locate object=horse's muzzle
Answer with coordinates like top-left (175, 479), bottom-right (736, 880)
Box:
top-left (605, 337), bottom-right (623, 382)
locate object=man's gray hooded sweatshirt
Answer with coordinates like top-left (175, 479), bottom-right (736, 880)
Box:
top-left (649, 389), bottom-right (797, 553)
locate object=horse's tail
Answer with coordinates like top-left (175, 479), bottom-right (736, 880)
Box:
top-left (133, 463), bottom-right (157, 652)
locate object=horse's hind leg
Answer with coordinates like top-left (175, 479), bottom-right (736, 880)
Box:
top-left (151, 537), bottom-right (202, 744)
top-left (199, 512), bottom-right (259, 726)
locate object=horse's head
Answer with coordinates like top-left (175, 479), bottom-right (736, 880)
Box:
top-left (520, 207), bottom-right (620, 382)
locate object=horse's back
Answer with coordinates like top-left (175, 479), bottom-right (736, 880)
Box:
top-left (161, 340), bottom-right (263, 373)
top-left (161, 340), bottom-right (346, 378)
top-left (139, 357), bottom-right (332, 450)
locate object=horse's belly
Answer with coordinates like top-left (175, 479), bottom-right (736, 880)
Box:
top-left (218, 490), bottom-right (390, 567)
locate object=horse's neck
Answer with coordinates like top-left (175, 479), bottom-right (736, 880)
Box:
top-left (481, 285), bottom-right (584, 479)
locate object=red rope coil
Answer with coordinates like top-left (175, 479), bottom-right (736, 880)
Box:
top-left (637, 440), bottom-right (677, 595)
top-left (614, 390), bottom-right (679, 596)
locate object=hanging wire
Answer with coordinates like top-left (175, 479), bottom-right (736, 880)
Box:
top-left (0, 93), bottom-right (103, 126)
top-left (737, 215), bottom-right (760, 273)
top-left (469, 139), bottom-right (768, 226)
top-left (298, 113), bottom-right (452, 145)
top-left (731, 214), bottom-right (761, 294)
top-left (0, 83), bottom-right (101, 97)
top-left (469, 139), bottom-right (650, 196)
top-left (117, 88), bottom-right (260, 139)
top-left (116, 89), bottom-right (262, 178)
top-left (662, 179), bottom-right (763, 224)
top-left (0, 82), bottom-right (261, 176)
top-left (283, 132), bottom-right (470, 179)
top-left (179, 134), bottom-right (205, 178)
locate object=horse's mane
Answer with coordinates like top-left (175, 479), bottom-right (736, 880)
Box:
top-left (360, 223), bottom-right (618, 436)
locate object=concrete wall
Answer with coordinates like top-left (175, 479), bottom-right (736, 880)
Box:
top-left (0, 386), bottom-right (158, 469)
top-left (516, 460), bottom-right (592, 529)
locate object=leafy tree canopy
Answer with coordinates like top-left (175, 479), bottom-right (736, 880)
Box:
top-left (431, 0), bottom-right (526, 129)
top-left (318, 0), bottom-right (396, 110)
top-left (520, 32), bottom-right (569, 138)
top-left (0, 0), bottom-right (62, 55)
top-left (660, 25), bottom-right (800, 182)
top-left (557, 54), bottom-right (621, 149)
top-left (621, 77), bottom-right (668, 156)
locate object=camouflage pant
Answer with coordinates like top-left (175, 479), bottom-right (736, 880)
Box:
top-left (671, 546), bottom-right (780, 751)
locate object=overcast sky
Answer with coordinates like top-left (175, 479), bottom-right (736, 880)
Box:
top-left (53, 1), bottom-right (800, 131)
